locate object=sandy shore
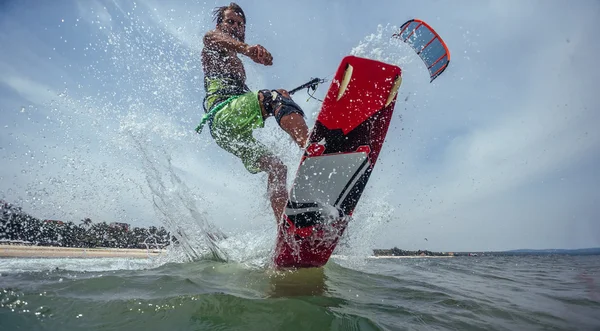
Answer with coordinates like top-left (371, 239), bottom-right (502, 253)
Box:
top-left (0, 245), bottom-right (166, 259)
top-left (0, 246), bottom-right (454, 260)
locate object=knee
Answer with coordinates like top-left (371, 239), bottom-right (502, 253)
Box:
top-left (258, 89), bottom-right (305, 125)
top-left (258, 89), bottom-right (289, 100)
top-left (275, 89), bottom-right (290, 98)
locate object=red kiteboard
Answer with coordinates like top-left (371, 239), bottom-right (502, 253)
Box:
top-left (273, 55), bottom-right (402, 268)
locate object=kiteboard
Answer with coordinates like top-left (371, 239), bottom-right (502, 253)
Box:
top-left (273, 55), bottom-right (403, 268)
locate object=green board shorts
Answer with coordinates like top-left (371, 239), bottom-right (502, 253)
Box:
top-left (209, 91), bottom-right (272, 174)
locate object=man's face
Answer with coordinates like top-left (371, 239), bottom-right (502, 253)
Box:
top-left (219, 9), bottom-right (245, 42)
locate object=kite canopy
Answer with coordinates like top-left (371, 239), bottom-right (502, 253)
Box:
top-left (393, 19), bottom-right (450, 82)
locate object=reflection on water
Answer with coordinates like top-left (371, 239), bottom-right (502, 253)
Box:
top-left (268, 267), bottom-right (328, 298)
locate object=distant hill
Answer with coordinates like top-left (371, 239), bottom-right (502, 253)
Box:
top-left (504, 248), bottom-right (600, 255)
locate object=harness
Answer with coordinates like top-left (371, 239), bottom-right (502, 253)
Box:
top-left (195, 95), bottom-right (241, 134)
top-left (195, 76), bottom-right (328, 134)
top-left (202, 75), bottom-right (250, 113)
top-left (196, 75), bottom-right (249, 134)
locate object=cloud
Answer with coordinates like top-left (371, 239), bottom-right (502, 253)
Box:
top-left (76, 1), bottom-right (115, 31)
top-left (345, 2), bottom-right (600, 250)
top-left (1, 0), bottom-right (599, 252)
top-left (0, 74), bottom-right (58, 106)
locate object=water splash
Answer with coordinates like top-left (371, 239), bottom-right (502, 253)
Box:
top-left (333, 189), bottom-right (395, 269)
top-left (3, 3), bottom-right (415, 270)
top-left (118, 120), bottom-right (227, 263)
top-left (350, 24), bottom-right (416, 69)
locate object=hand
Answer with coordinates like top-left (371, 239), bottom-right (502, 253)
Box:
top-left (245, 44), bottom-right (273, 66)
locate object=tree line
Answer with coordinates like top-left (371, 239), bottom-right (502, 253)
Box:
top-left (0, 200), bottom-right (172, 249)
top-left (373, 247), bottom-right (454, 256)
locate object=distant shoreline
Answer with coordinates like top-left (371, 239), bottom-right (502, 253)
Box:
top-left (0, 244), bottom-right (166, 259)
top-left (368, 255), bottom-right (453, 259)
top-left (332, 255), bottom-right (454, 259)
top-left (2, 244), bottom-right (598, 260)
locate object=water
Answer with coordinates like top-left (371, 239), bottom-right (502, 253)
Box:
top-left (1, 255), bottom-right (599, 330)
top-left (2, 2), bottom-right (599, 330)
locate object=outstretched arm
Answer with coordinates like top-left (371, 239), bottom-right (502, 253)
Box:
top-left (204, 30), bottom-right (273, 65)
top-left (204, 30), bottom-right (249, 55)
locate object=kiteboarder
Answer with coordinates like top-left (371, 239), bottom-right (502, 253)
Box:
top-left (199, 2), bottom-right (309, 221)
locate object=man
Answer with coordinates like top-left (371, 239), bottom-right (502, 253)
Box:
top-left (199, 3), bottom-right (309, 221)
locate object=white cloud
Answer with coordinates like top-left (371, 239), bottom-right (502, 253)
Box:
top-left (1, 0), bottom-right (599, 252)
top-left (0, 74), bottom-right (58, 106)
top-left (76, 1), bottom-right (115, 30)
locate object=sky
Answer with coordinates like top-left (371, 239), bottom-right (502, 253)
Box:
top-left (1, 0), bottom-right (599, 252)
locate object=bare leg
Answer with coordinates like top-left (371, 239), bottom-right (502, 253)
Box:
top-left (274, 90), bottom-right (309, 148)
top-left (257, 155), bottom-right (288, 222)
top-left (258, 89), bottom-right (310, 148)
top-left (255, 89), bottom-right (307, 221)
top-left (279, 113), bottom-right (309, 148)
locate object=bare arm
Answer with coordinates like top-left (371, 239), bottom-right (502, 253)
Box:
top-left (204, 30), bottom-right (273, 66)
top-left (204, 30), bottom-right (251, 56)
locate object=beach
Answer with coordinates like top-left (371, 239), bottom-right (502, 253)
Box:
top-left (0, 246), bottom-right (454, 260)
top-left (0, 244), bottom-right (166, 259)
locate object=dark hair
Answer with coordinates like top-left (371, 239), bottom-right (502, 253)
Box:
top-left (212, 2), bottom-right (246, 25)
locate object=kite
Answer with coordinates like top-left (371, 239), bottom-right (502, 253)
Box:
top-left (393, 19), bottom-right (450, 82)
